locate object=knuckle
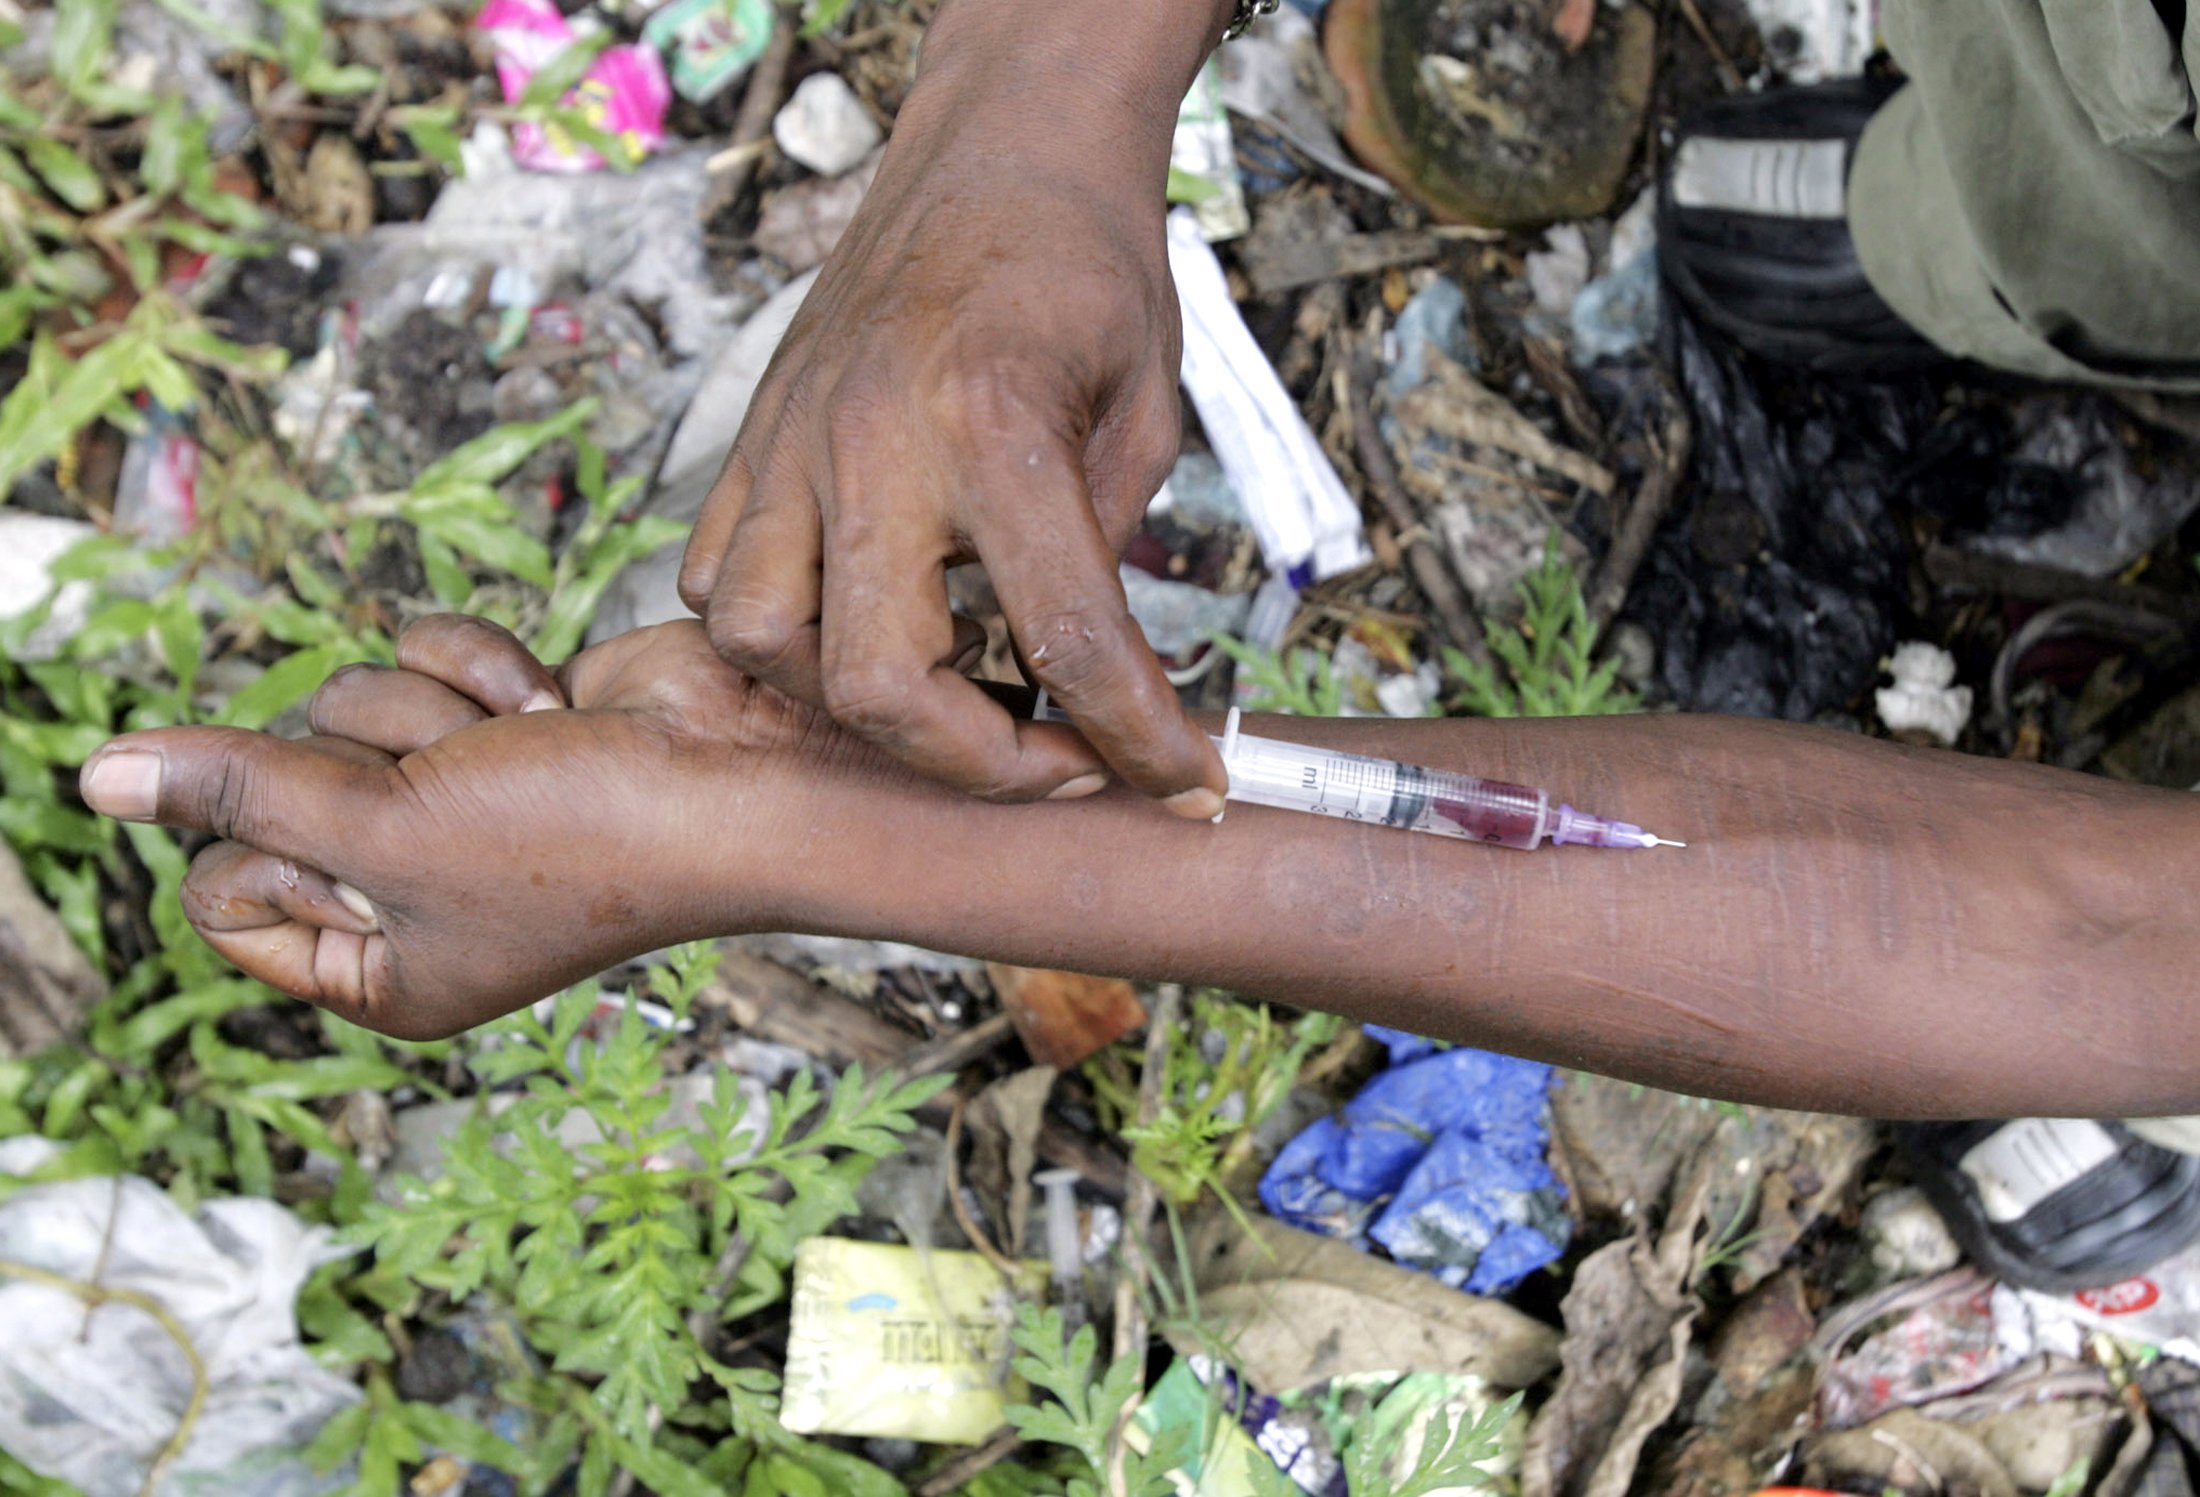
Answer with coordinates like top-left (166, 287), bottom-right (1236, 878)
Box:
top-left (1018, 608), bottom-right (1118, 694)
top-left (307, 663), bottom-right (376, 732)
top-left (708, 599), bottom-right (802, 674)
top-left (200, 753), bottom-right (261, 844)
top-left (821, 664), bottom-right (917, 740)
top-left (932, 361), bottom-right (1069, 451)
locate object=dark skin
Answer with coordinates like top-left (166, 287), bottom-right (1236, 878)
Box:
top-left (78, 617), bottom-right (2200, 1120)
top-left (679, 0), bottom-right (1239, 817)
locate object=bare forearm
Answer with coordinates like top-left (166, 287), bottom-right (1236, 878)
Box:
top-left (783, 714), bottom-right (2200, 1120)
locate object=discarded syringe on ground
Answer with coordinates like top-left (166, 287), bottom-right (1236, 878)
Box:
top-left (1037, 696), bottom-right (1686, 852)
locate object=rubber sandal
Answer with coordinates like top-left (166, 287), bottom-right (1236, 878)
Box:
top-left (1659, 76), bottom-right (1948, 374)
top-left (1905, 1118), bottom-right (2200, 1293)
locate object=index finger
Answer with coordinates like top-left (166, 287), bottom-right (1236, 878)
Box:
top-left (973, 448), bottom-right (1226, 819)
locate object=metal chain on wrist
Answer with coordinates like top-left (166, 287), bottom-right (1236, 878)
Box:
top-left (1225, 0), bottom-right (1281, 39)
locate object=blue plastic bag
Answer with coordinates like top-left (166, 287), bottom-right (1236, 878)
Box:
top-left (1258, 1036), bottom-right (1570, 1295)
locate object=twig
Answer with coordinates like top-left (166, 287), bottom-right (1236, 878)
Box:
top-left (1675, 0), bottom-right (1746, 91)
top-left (944, 1092), bottom-right (1022, 1276)
top-left (1588, 389), bottom-right (1692, 632)
top-left (1346, 350), bottom-right (1492, 666)
top-left (82, 1176), bottom-right (123, 1344)
top-left (707, 12), bottom-right (798, 212)
top-left (907, 1011), bottom-right (1017, 1079)
top-left (1111, 985), bottom-right (1180, 1367)
top-left (0, 1257), bottom-right (208, 1497)
top-left (916, 1427), bottom-right (1028, 1497)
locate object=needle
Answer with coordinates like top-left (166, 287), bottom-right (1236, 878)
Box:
top-left (1648, 837), bottom-right (1688, 848)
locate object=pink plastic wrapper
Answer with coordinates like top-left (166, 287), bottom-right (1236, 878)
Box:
top-left (1817, 1278), bottom-right (2026, 1429)
top-left (476, 0), bottom-right (670, 173)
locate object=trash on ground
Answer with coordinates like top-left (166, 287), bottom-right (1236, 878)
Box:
top-left (755, 150), bottom-right (881, 272)
top-left (0, 1154), bottom-right (363, 1497)
top-left (113, 408), bottom-right (201, 546)
top-left (1260, 1041), bottom-right (1572, 1295)
top-left (1521, 1160), bottom-right (1710, 1497)
top-left (591, 268), bottom-right (818, 640)
top-left (1170, 209), bottom-right (1371, 585)
top-left (0, 843), bottom-right (107, 1060)
top-left (1218, 7), bottom-right (1395, 197)
top-left (1174, 57), bottom-right (1252, 242)
top-left (1325, 0), bottom-right (1656, 227)
top-left (983, 965), bottom-right (1147, 1072)
top-left (0, 512), bottom-right (99, 662)
top-left (1570, 189), bottom-right (1659, 365)
top-left (778, 1236), bottom-right (1042, 1445)
top-left (1122, 565), bottom-right (1255, 660)
top-left (1741, 0), bottom-right (1877, 83)
top-left (1876, 641), bottom-right (1974, 745)
top-left (1862, 1185), bottom-right (1965, 1281)
top-left (1178, 1212), bottom-right (1562, 1394)
top-left (1958, 396), bottom-right (2200, 579)
top-left (642, 0), bottom-right (773, 104)
top-left (478, 0), bottom-right (671, 173)
top-left (773, 73), bottom-right (884, 178)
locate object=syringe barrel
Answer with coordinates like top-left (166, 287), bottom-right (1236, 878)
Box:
top-left (1420, 770), bottom-right (1551, 849)
top-left (1214, 727), bottom-right (1554, 849)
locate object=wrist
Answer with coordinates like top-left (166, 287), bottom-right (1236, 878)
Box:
top-left (900, 0), bottom-right (1233, 189)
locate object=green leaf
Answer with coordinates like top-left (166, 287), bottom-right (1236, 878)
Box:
top-left (411, 400), bottom-right (599, 492)
top-left (25, 137), bottom-right (108, 212)
top-left (404, 1402), bottom-right (529, 1472)
top-left (52, 0), bottom-right (121, 100)
top-left (532, 517), bottom-right (684, 664)
top-left (412, 513), bottom-right (553, 589)
top-left (212, 643), bottom-right (357, 729)
top-left (97, 979), bottom-right (270, 1058)
top-left (518, 32), bottom-right (613, 110)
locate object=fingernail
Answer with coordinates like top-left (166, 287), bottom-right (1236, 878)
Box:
top-left (521, 689), bottom-right (562, 714)
top-left (332, 882), bottom-right (381, 931)
top-left (1163, 787), bottom-right (1226, 824)
top-left (82, 750), bottom-right (161, 821)
top-left (1046, 772), bottom-right (1109, 801)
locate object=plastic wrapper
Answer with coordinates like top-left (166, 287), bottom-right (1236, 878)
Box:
top-left (1816, 1277), bottom-right (2029, 1429)
top-left (1169, 210), bottom-right (1370, 586)
top-left (1173, 57), bottom-right (1250, 242)
top-left (2018, 1238), bottom-right (2200, 1365)
top-left (0, 1155), bottom-right (362, 1497)
top-left (1259, 1042), bottom-right (1570, 1295)
top-left (779, 1237), bottom-right (1043, 1445)
top-left (478, 0), bottom-right (670, 173)
top-left (641, 0), bottom-right (771, 104)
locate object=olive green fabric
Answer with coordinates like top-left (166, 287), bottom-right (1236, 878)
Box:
top-left (1849, 0), bottom-right (2200, 389)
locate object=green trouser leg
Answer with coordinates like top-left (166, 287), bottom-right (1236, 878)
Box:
top-left (1849, 0), bottom-right (2200, 390)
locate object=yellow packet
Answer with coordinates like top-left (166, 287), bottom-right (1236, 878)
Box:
top-left (778, 1237), bottom-right (1045, 1446)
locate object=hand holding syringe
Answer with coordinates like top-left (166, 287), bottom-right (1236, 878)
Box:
top-left (1038, 696), bottom-right (1685, 851)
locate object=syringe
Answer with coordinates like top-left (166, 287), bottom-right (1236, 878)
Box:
top-left (1214, 708), bottom-right (1685, 851)
top-left (1034, 696), bottom-right (1685, 851)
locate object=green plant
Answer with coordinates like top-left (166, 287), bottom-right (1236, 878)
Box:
top-left (1005, 1307), bottom-right (1519, 1497)
top-left (337, 945), bottom-right (955, 1496)
top-left (1343, 1387), bottom-right (1521, 1497)
top-left (1212, 636), bottom-right (1345, 717)
top-left (2041, 1456), bottom-right (2090, 1497)
top-left (0, 0), bottom-right (287, 494)
top-left (1089, 993), bottom-right (1344, 1213)
top-left (1005, 1306), bottom-right (1231, 1497)
top-left (1444, 537), bottom-right (1639, 718)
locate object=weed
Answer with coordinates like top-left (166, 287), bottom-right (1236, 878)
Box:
top-left (1088, 992), bottom-right (1345, 1214)
top-left (1007, 1305), bottom-right (1520, 1497)
top-left (1211, 636), bottom-right (1345, 717)
top-left (1445, 537), bottom-right (1639, 719)
top-left (329, 945), bottom-right (955, 1494)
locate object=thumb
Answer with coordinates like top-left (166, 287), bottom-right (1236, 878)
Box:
top-left (81, 727), bottom-right (393, 871)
